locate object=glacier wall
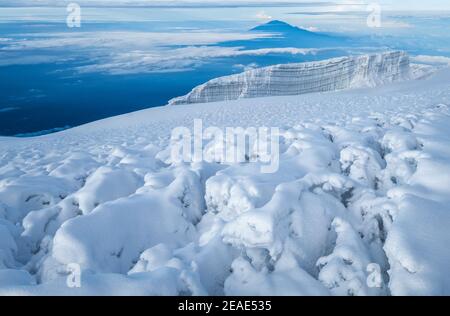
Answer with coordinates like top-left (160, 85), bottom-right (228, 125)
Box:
top-left (169, 51), bottom-right (411, 105)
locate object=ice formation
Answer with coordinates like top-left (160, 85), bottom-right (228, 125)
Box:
top-left (170, 51), bottom-right (411, 105)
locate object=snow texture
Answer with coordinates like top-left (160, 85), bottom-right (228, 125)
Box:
top-left (0, 60), bottom-right (449, 296)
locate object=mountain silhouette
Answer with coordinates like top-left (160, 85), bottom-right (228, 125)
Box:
top-left (220, 20), bottom-right (348, 49)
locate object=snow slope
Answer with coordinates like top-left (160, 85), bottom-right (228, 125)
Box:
top-left (169, 51), bottom-right (411, 105)
top-left (0, 67), bottom-right (449, 296)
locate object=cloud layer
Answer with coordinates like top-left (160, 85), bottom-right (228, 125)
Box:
top-left (12, 24), bottom-right (414, 75)
top-left (0, 28), bottom-right (320, 73)
top-left (2, 1), bottom-right (340, 8)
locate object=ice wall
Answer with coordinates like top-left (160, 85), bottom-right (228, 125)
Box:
top-left (169, 51), bottom-right (411, 105)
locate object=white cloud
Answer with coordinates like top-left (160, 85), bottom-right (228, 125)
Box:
top-left (380, 20), bottom-right (413, 29)
top-left (411, 55), bottom-right (450, 65)
top-left (75, 46), bottom-right (319, 74)
top-left (233, 62), bottom-right (259, 71)
top-left (233, 47), bottom-right (318, 56)
top-left (0, 27), bottom-right (320, 73)
top-left (3, 0), bottom-right (450, 11)
top-left (2, 1), bottom-right (343, 8)
top-left (300, 25), bottom-right (320, 32)
top-left (0, 29), bottom-right (268, 68)
top-left (255, 10), bottom-right (272, 20)
top-left (2, 31), bottom-right (272, 51)
top-left (329, 0), bottom-right (366, 12)
top-left (0, 51), bottom-right (76, 66)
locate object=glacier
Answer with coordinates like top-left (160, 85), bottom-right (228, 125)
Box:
top-left (0, 62), bottom-right (450, 296)
top-left (169, 51), bottom-right (412, 105)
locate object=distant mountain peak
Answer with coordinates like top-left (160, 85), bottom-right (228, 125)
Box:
top-left (264, 20), bottom-right (291, 26)
top-left (251, 20), bottom-right (311, 33)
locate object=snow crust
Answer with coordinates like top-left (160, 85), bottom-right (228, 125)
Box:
top-left (0, 66), bottom-right (449, 296)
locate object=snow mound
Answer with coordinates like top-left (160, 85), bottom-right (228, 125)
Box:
top-left (0, 67), bottom-right (449, 295)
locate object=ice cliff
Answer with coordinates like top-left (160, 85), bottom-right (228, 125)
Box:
top-left (169, 51), bottom-right (411, 105)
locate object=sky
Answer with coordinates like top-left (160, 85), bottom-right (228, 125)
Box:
top-left (1, 0), bottom-right (449, 11)
top-left (1, 0), bottom-right (449, 75)
top-left (1, 0), bottom-right (450, 136)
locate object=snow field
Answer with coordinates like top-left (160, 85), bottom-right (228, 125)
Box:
top-left (0, 69), bottom-right (449, 295)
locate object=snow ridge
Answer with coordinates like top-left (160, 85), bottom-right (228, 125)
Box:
top-left (170, 51), bottom-right (411, 105)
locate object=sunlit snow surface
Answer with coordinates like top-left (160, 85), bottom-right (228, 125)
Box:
top-left (0, 68), bottom-right (450, 295)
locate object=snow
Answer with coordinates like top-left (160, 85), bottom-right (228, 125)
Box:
top-left (50, 169), bottom-right (199, 275)
top-left (317, 218), bottom-right (387, 296)
top-left (169, 51), bottom-right (412, 105)
top-left (71, 166), bottom-right (143, 215)
top-left (0, 64), bottom-right (449, 296)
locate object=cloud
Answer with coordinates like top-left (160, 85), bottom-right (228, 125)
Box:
top-left (75, 46), bottom-right (319, 74)
top-left (411, 55), bottom-right (450, 65)
top-left (3, 1), bottom-right (450, 11)
top-left (2, 1), bottom-right (339, 8)
top-left (2, 31), bottom-right (272, 51)
top-left (300, 25), bottom-right (320, 32)
top-left (379, 20), bottom-right (413, 29)
top-left (0, 30), bottom-right (273, 67)
top-left (0, 52), bottom-right (75, 66)
top-left (331, 0), bottom-right (366, 11)
top-left (233, 62), bottom-right (259, 71)
top-left (255, 11), bottom-right (272, 20)
top-left (232, 47), bottom-right (318, 56)
top-left (0, 25), bottom-right (321, 73)
top-left (0, 107), bottom-right (19, 113)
